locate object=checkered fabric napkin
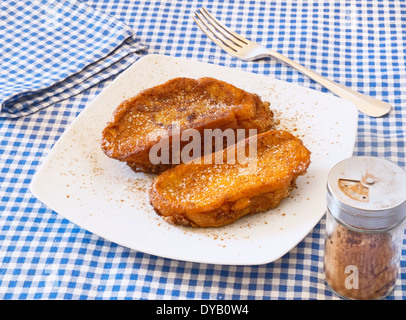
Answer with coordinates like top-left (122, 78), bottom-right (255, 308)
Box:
top-left (0, 0), bottom-right (146, 118)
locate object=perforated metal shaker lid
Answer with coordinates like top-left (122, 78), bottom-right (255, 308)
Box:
top-left (327, 156), bottom-right (406, 230)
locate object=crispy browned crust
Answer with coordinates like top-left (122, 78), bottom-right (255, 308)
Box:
top-left (148, 130), bottom-right (311, 228)
top-left (101, 77), bottom-right (274, 173)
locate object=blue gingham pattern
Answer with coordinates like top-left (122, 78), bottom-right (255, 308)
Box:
top-left (1, 0), bottom-right (405, 300)
top-left (0, 0), bottom-right (145, 118)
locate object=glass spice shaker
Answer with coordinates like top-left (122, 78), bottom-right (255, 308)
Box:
top-left (324, 156), bottom-right (406, 300)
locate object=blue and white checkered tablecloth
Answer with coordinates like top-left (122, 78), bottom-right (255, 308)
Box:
top-left (1, 0), bottom-right (405, 300)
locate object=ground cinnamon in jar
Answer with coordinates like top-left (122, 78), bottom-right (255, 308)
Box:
top-left (323, 156), bottom-right (406, 300)
top-left (324, 219), bottom-right (400, 300)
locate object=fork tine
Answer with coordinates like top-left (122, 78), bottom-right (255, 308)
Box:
top-left (197, 8), bottom-right (245, 49)
top-left (193, 12), bottom-right (239, 55)
top-left (199, 7), bottom-right (249, 46)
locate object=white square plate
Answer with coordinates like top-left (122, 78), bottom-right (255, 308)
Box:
top-left (30, 54), bottom-right (357, 265)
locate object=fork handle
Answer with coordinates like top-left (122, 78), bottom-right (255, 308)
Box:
top-left (267, 51), bottom-right (392, 117)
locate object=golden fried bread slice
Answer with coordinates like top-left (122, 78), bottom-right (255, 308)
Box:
top-left (101, 77), bottom-right (274, 173)
top-left (149, 130), bottom-right (311, 228)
